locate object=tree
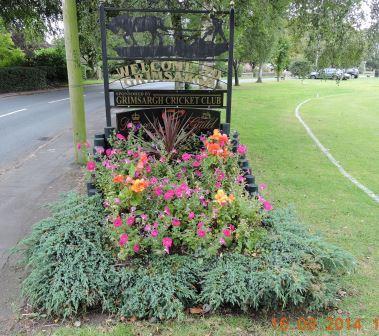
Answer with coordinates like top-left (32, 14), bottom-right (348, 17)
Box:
top-left (239, 0), bottom-right (290, 83)
top-left (0, 0), bottom-right (61, 36)
top-left (272, 35), bottom-right (290, 81)
top-left (0, 23), bottom-right (25, 67)
top-left (290, 0), bottom-right (368, 68)
top-left (288, 59), bottom-right (311, 81)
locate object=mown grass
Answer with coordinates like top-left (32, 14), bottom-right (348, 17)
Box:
top-left (47, 78), bottom-right (379, 336)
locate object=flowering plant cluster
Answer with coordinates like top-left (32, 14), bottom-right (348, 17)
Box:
top-left (87, 128), bottom-right (272, 259)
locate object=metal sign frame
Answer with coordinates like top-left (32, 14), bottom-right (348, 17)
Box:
top-left (99, 3), bottom-right (235, 131)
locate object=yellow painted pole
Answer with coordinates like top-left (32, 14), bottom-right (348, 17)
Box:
top-left (63, 0), bottom-right (87, 164)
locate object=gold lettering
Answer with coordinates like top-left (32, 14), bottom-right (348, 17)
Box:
top-left (161, 61), bottom-right (172, 71)
top-left (130, 64), bottom-right (139, 75)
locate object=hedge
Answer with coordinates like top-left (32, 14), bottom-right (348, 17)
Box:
top-left (0, 66), bottom-right (68, 93)
top-left (0, 67), bottom-right (47, 93)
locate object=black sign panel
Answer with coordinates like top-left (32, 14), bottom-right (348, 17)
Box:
top-left (108, 14), bottom-right (228, 59)
top-left (114, 90), bottom-right (225, 108)
top-left (116, 108), bottom-right (220, 136)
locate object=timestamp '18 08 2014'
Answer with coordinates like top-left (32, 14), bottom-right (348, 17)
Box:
top-left (271, 316), bottom-right (379, 332)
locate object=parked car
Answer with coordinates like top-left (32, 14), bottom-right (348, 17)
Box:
top-left (345, 68), bottom-right (359, 78)
top-left (309, 68), bottom-right (350, 80)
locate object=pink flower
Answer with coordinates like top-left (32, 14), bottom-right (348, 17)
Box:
top-left (127, 150), bottom-right (134, 156)
top-left (96, 146), bottom-right (105, 155)
top-left (105, 148), bottom-right (112, 156)
top-left (263, 201), bottom-right (273, 211)
top-left (154, 187), bottom-right (163, 196)
top-left (114, 198), bottom-right (120, 204)
top-left (164, 189), bottom-right (175, 201)
top-left (127, 216), bottom-right (135, 226)
top-left (197, 221), bottom-right (204, 228)
top-left (151, 229), bottom-right (159, 237)
top-left (86, 161), bottom-right (96, 171)
top-left (116, 133), bottom-right (125, 140)
top-left (172, 218), bottom-right (181, 227)
top-left (215, 181), bottom-right (222, 188)
top-left (237, 144), bottom-right (247, 155)
top-left (236, 175), bottom-right (245, 183)
top-left (258, 195), bottom-right (265, 203)
top-left (127, 122), bottom-right (133, 129)
top-left (229, 224), bottom-right (235, 231)
top-left (119, 233), bottom-right (128, 246)
top-left (259, 183), bottom-right (267, 190)
top-left (192, 161), bottom-right (201, 168)
top-left (113, 216), bottom-right (122, 227)
top-left (144, 224), bottom-right (151, 232)
top-left (153, 222), bottom-right (159, 228)
top-left (197, 229), bottom-right (206, 237)
top-left (162, 237), bottom-right (173, 248)
top-left (188, 212), bottom-right (195, 220)
top-left (150, 177), bottom-right (158, 184)
top-left (223, 229), bottom-right (231, 237)
top-left (85, 141), bottom-right (91, 148)
top-left (182, 153), bottom-right (192, 161)
top-left (195, 170), bottom-right (203, 177)
top-left (77, 143), bottom-right (82, 150)
top-left (103, 200), bottom-right (110, 208)
top-left (219, 237), bottom-right (226, 245)
top-left (133, 244), bottom-right (140, 253)
top-left (141, 214), bottom-right (148, 220)
top-left (164, 206), bottom-right (171, 216)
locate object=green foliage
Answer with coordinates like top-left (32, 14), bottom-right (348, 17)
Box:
top-left (289, 59), bottom-right (311, 79)
top-left (21, 193), bottom-right (354, 320)
top-left (0, 66), bottom-right (47, 92)
top-left (20, 193), bottom-right (117, 318)
top-left (272, 36), bottom-right (290, 79)
top-left (32, 46), bottom-right (66, 67)
top-left (0, 25), bottom-right (25, 67)
top-left (201, 207), bottom-right (355, 312)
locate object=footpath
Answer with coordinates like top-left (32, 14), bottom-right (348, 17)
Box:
top-left (0, 104), bottom-right (104, 334)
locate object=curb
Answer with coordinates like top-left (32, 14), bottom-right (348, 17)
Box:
top-left (0, 83), bottom-right (104, 100)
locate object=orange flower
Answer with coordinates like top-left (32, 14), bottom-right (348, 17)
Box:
top-left (113, 174), bottom-right (124, 183)
top-left (137, 152), bottom-right (149, 171)
top-left (214, 189), bottom-right (229, 205)
top-left (206, 142), bottom-right (222, 155)
top-left (215, 189), bottom-right (234, 206)
top-left (131, 179), bottom-right (149, 193)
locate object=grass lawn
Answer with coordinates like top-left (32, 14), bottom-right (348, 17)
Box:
top-left (47, 78), bottom-right (379, 336)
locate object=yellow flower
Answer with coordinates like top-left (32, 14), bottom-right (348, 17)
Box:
top-left (214, 189), bottom-right (234, 206)
top-left (215, 189), bottom-right (229, 205)
top-left (130, 179), bottom-right (149, 193)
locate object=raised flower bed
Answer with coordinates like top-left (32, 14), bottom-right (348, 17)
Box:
top-left (87, 124), bottom-right (269, 259)
top-left (19, 118), bottom-right (355, 321)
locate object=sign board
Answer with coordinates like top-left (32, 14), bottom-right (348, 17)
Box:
top-left (114, 90), bottom-right (225, 108)
top-left (99, 3), bottom-right (235, 132)
top-left (114, 61), bottom-right (223, 89)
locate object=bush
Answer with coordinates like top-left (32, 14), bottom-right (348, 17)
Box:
top-left (32, 47), bottom-right (66, 68)
top-left (20, 193), bottom-right (117, 318)
top-left (0, 66), bottom-right (47, 93)
top-left (20, 194), bottom-right (355, 320)
top-left (0, 27), bottom-right (25, 68)
top-left (289, 60), bottom-right (312, 79)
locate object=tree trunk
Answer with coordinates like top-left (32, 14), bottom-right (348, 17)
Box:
top-left (256, 63), bottom-right (263, 83)
top-left (233, 60), bottom-right (239, 86)
top-left (276, 71), bottom-right (280, 82)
